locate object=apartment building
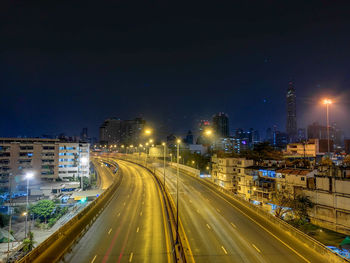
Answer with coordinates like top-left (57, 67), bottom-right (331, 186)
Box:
top-left (0, 138), bottom-right (59, 191)
top-left (58, 142), bottom-right (90, 180)
top-left (211, 155), bottom-right (253, 192)
top-left (285, 139), bottom-right (319, 158)
top-left (299, 167), bottom-right (350, 234)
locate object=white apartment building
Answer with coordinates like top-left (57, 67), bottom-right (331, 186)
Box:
top-left (211, 155), bottom-right (253, 192)
top-left (58, 142), bottom-right (90, 180)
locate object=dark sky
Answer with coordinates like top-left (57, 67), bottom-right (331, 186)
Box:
top-left (2, 1), bottom-right (350, 139)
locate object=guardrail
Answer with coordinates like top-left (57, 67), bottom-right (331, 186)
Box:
top-left (117, 157), bottom-right (190, 263)
top-left (174, 164), bottom-right (349, 263)
top-left (17, 159), bottom-right (122, 263)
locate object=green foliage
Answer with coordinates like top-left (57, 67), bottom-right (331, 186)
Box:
top-left (22, 231), bottom-right (35, 252)
top-left (272, 191), bottom-right (294, 218)
top-left (30, 200), bottom-right (55, 223)
top-left (240, 142), bottom-right (283, 163)
top-left (343, 155), bottom-right (350, 166)
top-left (292, 195), bottom-right (314, 224)
top-left (320, 156), bottom-right (333, 166)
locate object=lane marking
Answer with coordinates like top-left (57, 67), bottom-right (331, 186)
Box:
top-left (129, 252), bottom-right (133, 262)
top-left (142, 201), bottom-right (144, 205)
top-left (108, 228), bottom-right (112, 235)
top-left (252, 243), bottom-right (261, 253)
top-left (221, 246), bottom-right (228, 254)
top-left (140, 211), bottom-right (143, 216)
top-left (136, 227), bottom-right (139, 233)
top-left (123, 202), bottom-right (126, 206)
top-left (206, 223), bottom-right (211, 230)
top-left (200, 180), bottom-right (311, 263)
top-left (117, 212), bottom-right (121, 217)
top-left (230, 222), bottom-right (236, 228)
top-left (216, 208), bottom-right (221, 213)
top-left (91, 255), bottom-right (97, 263)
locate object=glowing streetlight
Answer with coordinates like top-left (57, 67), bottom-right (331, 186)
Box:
top-left (149, 139), bottom-right (153, 143)
top-left (144, 129), bottom-right (152, 135)
top-left (176, 138), bottom-right (181, 244)
top-left (323, 98), bottom-right (332, 155)
top-left (204, 129), bottom-right (213, 136)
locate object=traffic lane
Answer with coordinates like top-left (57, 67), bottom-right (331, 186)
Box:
top-left (163, 167), bottom-right (265, 263)
top-left (173, 167), bottom-right (327, 263)
top-left (63, 161), bottom-right (134, 263)
top-left (117, 161), bottom-right (172, 263)
top-left (177, 172), bottom-right (305, 263)
top-left (92, 158), bottom-right (115, 189)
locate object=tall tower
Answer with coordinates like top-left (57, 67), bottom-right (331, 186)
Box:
top-left (212, 112), bottom-right (229, 138)
top-left (286, 81), bottom-right (297, 142)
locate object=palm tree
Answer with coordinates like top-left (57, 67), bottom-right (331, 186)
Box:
top-left (22, 231), bottom-right (36, 252)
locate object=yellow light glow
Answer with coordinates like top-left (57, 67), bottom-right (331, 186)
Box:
top-left (130, 145), bottom-right (133, 148)
top-left (206, 166), bottom-right (209, 170)
top-left (139, 144), bottom-right (143, 147)
top-left (177, 139), bottom-right (181, 143)
top-left (323, 98), bottom-right (332, 105)
top-left (146, 142), bottom-right (149, 146)
top-left (121, 145), bottom-right (124, 148)
top-left (144, 129), bottom-right (152, 135)
top-left (192, 161), bottom-right (195, 164)
top-left (162, 142), bottom-right (165, 146)
top-left (149, 139), bottom-right (153, 143)
top-left (204, 129), bottom-right (213, 136)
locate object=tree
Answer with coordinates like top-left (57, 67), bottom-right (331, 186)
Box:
top-left (272, 191), bottom-right (294, 218)
top-left (30, 200), bottom-right (55, 223)
top-left (343, 155), bottom-right (350, 166)
top-left (320, 156), bottom-right (333, 166)
top-left (22, 231), bottom-right (36, 252)
top-left (292, 195), bottom-right (313, 224)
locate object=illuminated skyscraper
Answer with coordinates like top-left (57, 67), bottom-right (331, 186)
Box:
top-left (286, 81), bottom-right (297, 142)
top-left (212, 112), bottom-right (229, 138)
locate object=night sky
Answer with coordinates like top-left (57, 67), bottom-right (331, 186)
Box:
top-left (2, 1), bottom-right (350, 139)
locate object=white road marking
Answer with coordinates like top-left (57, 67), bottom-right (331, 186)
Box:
top-left (221, 246), bottom-right (228, 254)
top-left (136, 227), bottom-right (139, 233)
top-left (129, 252), bottom-right (134, 262)
top-left (252, 244), bottom-right (261, 253)
top-left (108, 228), bottom-right (112, 235)
top-left (91, 255), bottom-right (97, 263)
top-left (231, 222), bottom-right (236, 228)
top-left (206, 224), bottom-right (211, 230)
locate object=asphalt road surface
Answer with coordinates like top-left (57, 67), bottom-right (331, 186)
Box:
top-left (63, 159), bottom-right (174, 263)
top-left (154, 162), bottom-right (328, 263)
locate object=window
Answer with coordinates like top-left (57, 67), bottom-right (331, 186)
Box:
top-left (301, 177), bottom-right (305, 181)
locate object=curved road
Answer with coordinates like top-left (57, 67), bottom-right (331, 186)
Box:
top-left (63, 159), bottom-right (174, 263)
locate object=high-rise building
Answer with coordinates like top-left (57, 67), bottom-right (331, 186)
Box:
top-left (196, 120), bottom-right (211, 145)
top-left (286, 81), bottom-right (297, 142)
top-left (99, 117), bottom-right (146, 146)
top-left (184, 130), bottom-right (194, 144)
top-left (212, 112), bottom-right (229, 138)
top-left (297, 128), bottom-right (306, 142)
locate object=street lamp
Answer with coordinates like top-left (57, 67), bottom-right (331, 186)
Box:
top-left (176, 139), bottom-right (181, 244)
top-left (144, 129), bottom-right (152, 135)
top-left (25, 172), bottom-right (34, 238)
top-left (162, 142), bottom-right (166, 186)
top-left (323, 98), bottom-right (332, 156)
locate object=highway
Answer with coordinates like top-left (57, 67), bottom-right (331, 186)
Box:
top-left (147, 161), bottom-right (329, 263)
top-left (63, 159), bottom-right (174, 263)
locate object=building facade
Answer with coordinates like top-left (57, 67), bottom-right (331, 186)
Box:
top-left (58, 142), bottom-right (90, 180)
top-left (0, 138), bottom-right (59, 191)
top-left (99, 117), bottom-right (146, 146)
top-left (212, 112), bottom-right (229, 138)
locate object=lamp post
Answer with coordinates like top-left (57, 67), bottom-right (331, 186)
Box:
top-left (162, 142), bottom-right (166, 186)
top-left (176, 139), bottom-right (181, 244)
top-left (25, 172), bottom-right (34, 238)
top-left (323, 99), bottom-right (332, 156)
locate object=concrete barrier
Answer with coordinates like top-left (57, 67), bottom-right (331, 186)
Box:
top-left (17, 160), bottom-right (122, 263)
